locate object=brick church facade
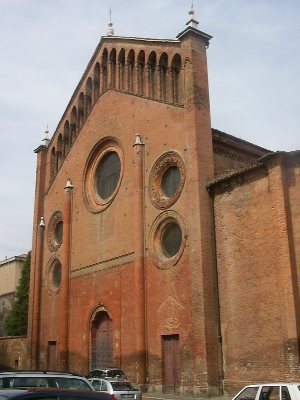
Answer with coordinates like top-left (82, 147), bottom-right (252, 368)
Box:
top-left (27, 8), bottom-right (300, 396)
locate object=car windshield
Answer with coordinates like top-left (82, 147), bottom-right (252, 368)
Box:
top-left (111, 382), bottom-right (138, 391)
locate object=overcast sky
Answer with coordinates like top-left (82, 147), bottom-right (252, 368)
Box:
top-left (0, 0), bottom-right (299, 260)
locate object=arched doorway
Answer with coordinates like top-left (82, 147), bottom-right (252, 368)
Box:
top-left (91, 311), bottom-right (113, 369)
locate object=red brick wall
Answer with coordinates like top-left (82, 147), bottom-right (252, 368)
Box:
top-left (214, 162), bottom-right (300, 393)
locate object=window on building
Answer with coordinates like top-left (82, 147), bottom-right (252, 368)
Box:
top-left (95, 151), bottom-right (121, 200)
top-left (161, 166), bottom-right (180, 198)
top-left (161, 222), bottom-right (182, 258)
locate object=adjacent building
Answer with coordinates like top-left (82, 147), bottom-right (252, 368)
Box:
top-left (0, 254), bottom-right (27, 336)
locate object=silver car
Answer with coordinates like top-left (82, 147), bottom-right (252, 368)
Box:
top-left (88, 378), bottom-right (141, 400)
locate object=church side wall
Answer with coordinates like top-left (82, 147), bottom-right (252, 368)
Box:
top-left (213, 166), bottom-right (299, 393)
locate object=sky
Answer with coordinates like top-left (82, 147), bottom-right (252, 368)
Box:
top-left (0, 0), bottom-right (299, 260)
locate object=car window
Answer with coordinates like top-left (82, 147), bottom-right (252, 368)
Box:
top-left (11, 377), bottom-right (49, 388)
top-left (91, 380), bottom-right (101, 391)
top-left (282, 387), bottom-right (291, 400)
top-left (108, 371), bottom-right (123, 378)
top-left (235, 387), bottom-right (259, 400)
top-left (101, 381), bottom-right (108, 391)
top-left (259, 386), bottom-right (280, 400)
top-left (54, 378), bottom-right (92, 391)
top-left (111, 382), bottom-right (137, 391)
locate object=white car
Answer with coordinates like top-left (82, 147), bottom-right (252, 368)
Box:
top-left (88, 378), bottom-right (141, 400)
top-left (232, 384), bottom-right (300, 400)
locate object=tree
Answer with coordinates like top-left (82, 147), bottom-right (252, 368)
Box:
top-left (5, 251), bottom-right (31, 336)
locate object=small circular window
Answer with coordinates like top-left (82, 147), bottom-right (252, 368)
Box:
top-left (83, 138), bottom-right (124, 213)
top-left (47, 211), bottom-right (63, 252)
top-left (95, 151), bottom-right (121, 200)
top-left (161, 222), bottom-right (182, 258)
top-left (149, 151), bottom-right (185, 209)
top-left (161, 166), bottom-right (180, 198)
top-left (54, 221), bottom-right (63, 245)
top-left (149, 211), bottom-right (186, 269)
top-left (52, 261), bottom-right (62, 288)
top-left (47, 258), bottom-right (62, 294)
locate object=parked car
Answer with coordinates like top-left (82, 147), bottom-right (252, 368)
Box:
top-left (0, 387), bottom-right (113, 400)
top-left (88, 378), bottom-right (141, 400)
top-left (0, 372), bottom-right (93, 391)
top-left (87, 370), bottom-right (126, 380)
top-left (232, 383), bottom-right (300, 400)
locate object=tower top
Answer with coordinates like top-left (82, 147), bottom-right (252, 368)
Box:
top-left (107, 8), bottom-right (114, 36)
top-left (186, 3), bottom-right (199, 29)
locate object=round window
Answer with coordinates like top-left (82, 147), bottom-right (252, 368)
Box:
top-left (52, 261), bottom-right (62, 288)
top-left (149, 151), bottom-right (185, 209)
top-left (47, 211), bottom-right (63, 252)
top-left (149, 211), bottom-right (186, 269)
top-left (95, 151), bottom-right (121, 200)
top-left (54, 221), bottom-right (63, 245)
top-left (161, 166), bottom-right (180, 198)
top-left (161, 222), bottom-right (182, 258)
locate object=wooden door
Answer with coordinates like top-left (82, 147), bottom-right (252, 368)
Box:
top-left (91, 312), bottom-right (113, 368)
top-left (162, 335), bottom-right (180, 393)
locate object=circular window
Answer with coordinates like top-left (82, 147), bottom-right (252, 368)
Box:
top-left (149, 211), bottom-right (186, 269)
top-left (95, 151), bottom-right (121, 200)
top-left (161, 166), bottom-right (180, 198)
top-left (46, 258), bottom-right (62, 294)
top-left (52, 261), bottom-right (62, 288)
top-left (83, 138), bottom-right (124, 213)
top-left (54, 221), bottom-right (63, 245)
top-left (161, 222), bottom-right (182, 258)
top-left (149, 151), bottom-right (185, 209)
top-left (47, 211), bottom-right (63, 252)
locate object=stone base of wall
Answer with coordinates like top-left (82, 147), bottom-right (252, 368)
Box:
top-left (0, 336), bottom-right (28, 370)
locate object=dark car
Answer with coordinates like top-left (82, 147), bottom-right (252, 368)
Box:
top-left (0, 372), bottom-right (93, 391)
top-left (0, 388), bottom-right (113, 400)
top-left (86, 370), bottom-right (126, 380)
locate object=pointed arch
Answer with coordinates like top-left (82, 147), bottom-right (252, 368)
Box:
top-left (86, 77), bottom-right (93, 116)
top-left (102, 49), bottom-right (108, 91)
top-left (50, 147), bottom-right (56, 182)
top-left (137, 50), bottom-right (145, 96)
top-left (110, 48), bottom-right (117, 88)
top-left (70, 106), bottom-right (77, 142)
top-left (56, 134), bottom-right (63, 171)
top-left (171, 54), bottom-right (182, 104)
top-left (118, 49), bottom-right (125, 90)
top-left (78, 92), bottom-right (85, 129)
top-left (159, 52), bottom-right (168, 101)
top-left (63, 120), bottom-right (70, 155)
top-left (147, 51), bottom-right (157, 99)
top-left (127, 49), bottom-right (135, 93)
top-left (93, 63), bottom-right (100, 100)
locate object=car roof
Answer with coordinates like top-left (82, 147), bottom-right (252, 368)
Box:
top-left (243, 383), bottom-right (300, 386)
top-left (0, 372), bottom-right (85, 378)
top-left (0, 388), bottom-right (113, 398)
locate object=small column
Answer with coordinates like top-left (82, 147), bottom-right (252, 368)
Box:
top-left (31, 216), bottom-right (45, 369)
top-left (116, 61), bottom-right (120, 90)
top-left (156, 65), bottom-right (161, 101)
top-left (133, 134), bottom-right (146, 384)
top-left (133, 63), bottom-right (139, 95)
top-left (59, 179), bottom-right (73, 371)
top-left (144, 65), bottom-right (150, 98)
